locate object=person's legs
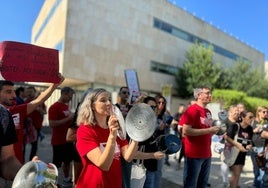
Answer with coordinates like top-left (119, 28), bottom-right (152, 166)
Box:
top-left (197, 158), bottom-right (211, 188)
top-left (143, 170), bottom-right (156, 188)
top-left (221, 161), bottom-right (229, 185)
top-left (121, 157), bottom-right (132, 188)
top-left (62, 161), bottom-right (71, 180)
top-left (229, 165), bottom-right (243, 188)
top-left (262, 162), bottom-right (268, 188)
top-left (183, 157), bottom-right (203, 188)
top-left (178, 144), bottom-right (185, 164)
top-left (164, 154), bottom-right (170, 166)
top-left (61, 143), bottom-right (75, 185)
top-left (72, 146), bottom-right (82, 185)
top-left (72, 161), bottom-right (82, 184)
top-left (29, 140), bottom-right (38, 160)
top-left (251, 148), bottom-right (261, 188)
top-left (52, 145), bottom-right (62, 168)
top-left (154, 158), bottom-right (164, 188)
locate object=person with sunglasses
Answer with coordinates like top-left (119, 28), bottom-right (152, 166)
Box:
top-left (225, 110), bottom-right (253, 188)
top-left (139, 96), bottom-right (165, 188)
top-left (251, 106), bottom-right (268, 188)
top-left (115, 86), bottom-right (132, 188)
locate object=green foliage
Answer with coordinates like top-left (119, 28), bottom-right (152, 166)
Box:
top-left (179, 42), bottom-right (221, 97)
top-left (212, 89), bottom-right (248, 108)
top-left (212, 89), bottom-right (268, 112)
top-left (174, 67), bottom-right (191, 97)
top-left (244, 97), bottom-right (268, 113)
top-left (174, 43), bottom-right (268, 100)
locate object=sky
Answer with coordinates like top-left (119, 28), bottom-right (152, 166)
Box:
top-left (0, 1), bottom-right (267, 60)
top-left (170, 0), bottom-right (268, 61)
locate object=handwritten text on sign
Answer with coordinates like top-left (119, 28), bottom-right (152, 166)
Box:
top-left (0, 41), bottom-right (60, 83)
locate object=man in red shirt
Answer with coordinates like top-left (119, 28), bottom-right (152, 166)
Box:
top-left (48, 87), bottom-right (75, 187)
top-left (2, 75), bottom-right (64, 163)
top-left (181, 86), bottom-right (220, 188)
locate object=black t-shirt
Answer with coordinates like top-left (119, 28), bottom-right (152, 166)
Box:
top-left (226, 122), bottom-right (253, 147)
top-left (0, 105), bottom-right (17, 152)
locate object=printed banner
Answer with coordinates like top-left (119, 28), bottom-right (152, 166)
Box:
top-left (0, 41), bottom-right (60, 83)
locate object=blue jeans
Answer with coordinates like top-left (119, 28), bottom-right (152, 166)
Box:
top-left (251, 147), bottom-right (265, 188)
top-left (144, 159), bottom-right (163, 188)
top-left (183, 157), bottom-right (211, 188)
top-left (121, 158), bottom-right (132, 188)
top-left (263, 161), bottom-right (268, 188)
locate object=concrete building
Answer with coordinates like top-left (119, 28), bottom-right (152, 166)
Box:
top-left (32, 0), bottom-right (265, 112)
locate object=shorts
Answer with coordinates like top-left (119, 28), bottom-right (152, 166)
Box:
top-left (52, 143), bottom-right (75, 168)
top-left (233, 152), bottom-right (246, 165)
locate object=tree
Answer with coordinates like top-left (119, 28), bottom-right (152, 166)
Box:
top-left (175, 67), bottom-right (191, 98)
top-left (175, 42), bottom-right (221, 97)
top-left (225, 58), bottom-right (268, 99)
top-left (174, 43), bottom-right (268, 100)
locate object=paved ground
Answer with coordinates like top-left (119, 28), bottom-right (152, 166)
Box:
top-left (1, 127), bottom-right (254, 188)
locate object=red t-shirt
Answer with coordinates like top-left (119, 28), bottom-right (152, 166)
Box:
top-left (48, 102), bottom-right (71, 145)
top-left (9, 104), bottom-right (27, 163)
top-left (180, 103), bottom-right (213, 158)
top-left (76, 124), bottom-right (128, 188)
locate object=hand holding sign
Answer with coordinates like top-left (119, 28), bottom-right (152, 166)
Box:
top-left (0, 41), bottom-right (60, 83)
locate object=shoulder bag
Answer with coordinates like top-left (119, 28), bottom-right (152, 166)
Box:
top-left (221, 123), bottom-right (241, 167)
top-left (130, 145), bottom-right (146, 188)
top-left (255, 142), bottom-right (267, 170)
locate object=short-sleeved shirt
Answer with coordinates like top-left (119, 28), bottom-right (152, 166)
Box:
top-left (0, 105), bottom-right (17, 149)
top-left (226, 123), bottom-right (253, 145)
top-left (252, 120), bottom-right (266, 147)
top-left (226, 123), bottom-right (253, 165)
top-left (76, 124), bottom-right (128, 188)
top-left (180, 103), bottom-right (213, 158)
top-left (48, 102), bottom-right (71, 146)
top-left (8, 104), bottom-right (27, 163)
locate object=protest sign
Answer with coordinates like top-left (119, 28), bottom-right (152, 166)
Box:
top-left (0, 41), bottom-right (60, 83)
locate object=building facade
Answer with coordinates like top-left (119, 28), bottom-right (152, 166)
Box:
top-left (32, 0), bottom-right (265, 112)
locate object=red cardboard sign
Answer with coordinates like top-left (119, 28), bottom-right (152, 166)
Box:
top-left (0, 41), bottom-right (60, 83)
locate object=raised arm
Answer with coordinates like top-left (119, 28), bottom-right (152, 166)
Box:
top-left (26, 74), bottom-right (64, 115)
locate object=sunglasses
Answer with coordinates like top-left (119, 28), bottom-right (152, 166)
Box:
top-left (121, 91), bottom-right (130, 95)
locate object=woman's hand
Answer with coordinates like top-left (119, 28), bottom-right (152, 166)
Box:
top-left (153, 151), bottom-right (165, 160)
top-left (108, 115), bottom-right (119, 137)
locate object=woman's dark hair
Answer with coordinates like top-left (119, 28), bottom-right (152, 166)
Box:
top-left (239, 110), bottom-right (253, 122)
top-left (143, 96), bottom-right (156, 104)
top-left (155, 95), bottom-right (167, 118)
